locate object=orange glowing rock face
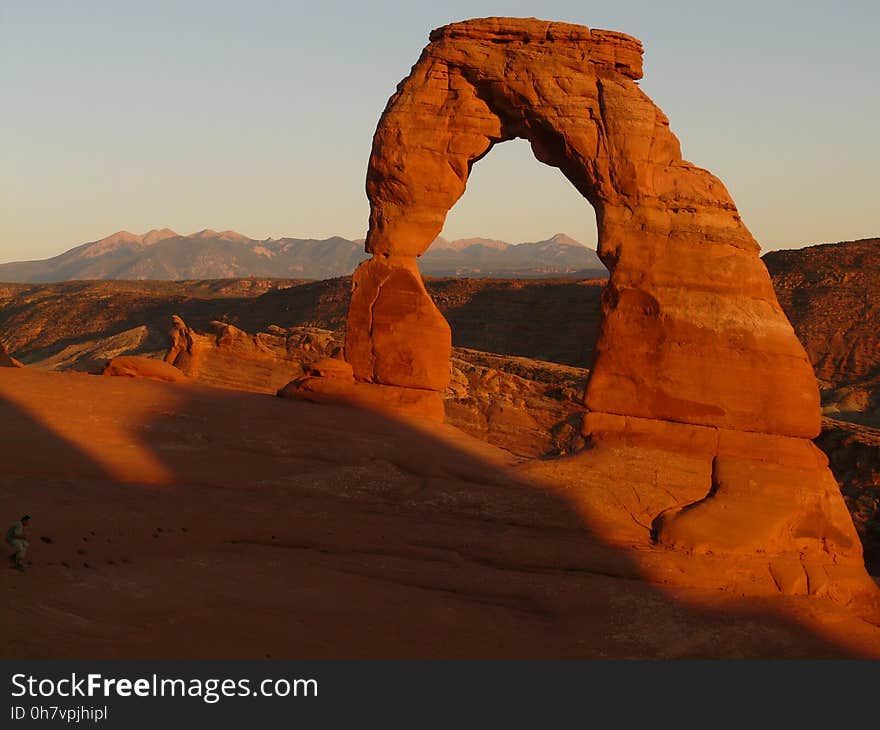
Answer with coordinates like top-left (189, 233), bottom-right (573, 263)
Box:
top-left (286, 16), bottom-right (876, 601)
top-left (345, 255), bottom-right (451, 393)
top-left (358, 16), bottom-right (818, 437)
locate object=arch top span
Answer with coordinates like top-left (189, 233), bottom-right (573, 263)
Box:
top-left (364, 15), bottom-right (749, 263)
top-left (427, 17), bottom-right (645, 80)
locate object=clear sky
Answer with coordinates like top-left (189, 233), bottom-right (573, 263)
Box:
top-left (2, 0), bottom-right (878, 262)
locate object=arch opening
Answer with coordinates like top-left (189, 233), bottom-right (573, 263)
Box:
top-left (436, 137), bottom-right (599, 255)
top-left (430, 137), bottom-right (604, 457)
top-left (425, 137), bottom-right (606, 457)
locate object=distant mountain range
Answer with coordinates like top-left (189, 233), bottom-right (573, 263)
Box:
top-left (0, 229), bottom-right (606, 282)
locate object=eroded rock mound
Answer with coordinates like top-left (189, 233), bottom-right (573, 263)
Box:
top-left (279, 353), bottom-right (445, 422)
top-left (103, 355), bottom-right (188, 383)
top-left (294, 16), bottom-right (876, 606)
top-left (165, 315), bottom-right (341, 394)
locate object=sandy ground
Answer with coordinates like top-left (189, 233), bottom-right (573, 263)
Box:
top-left (2, 368), bottom-right (880, 659)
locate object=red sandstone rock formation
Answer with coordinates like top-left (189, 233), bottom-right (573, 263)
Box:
top-left (356, 16), bottom-right (818, 436)
top-left (278, 355), bottom-right (445, 422)
top-left (165, 316), bottom-right (339, 394)
top-left (288, 17), bottom-right (873, 604)
top-left (103, 355), bottom-right (188, 383)
top-left (445, 349), bottom-right (588, 457)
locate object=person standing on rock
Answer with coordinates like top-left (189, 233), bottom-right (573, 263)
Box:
top-left (6, 515), bottom-right (31, 572)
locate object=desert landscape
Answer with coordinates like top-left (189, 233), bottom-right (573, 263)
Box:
top-left (2, 15), bottom-right (879, 660)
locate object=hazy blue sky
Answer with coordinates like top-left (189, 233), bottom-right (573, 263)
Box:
top-left (2, 0), bottom-right (878, 262)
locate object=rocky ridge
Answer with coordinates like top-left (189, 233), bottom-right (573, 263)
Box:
top-left (0, 229), bottom-right (604, 283)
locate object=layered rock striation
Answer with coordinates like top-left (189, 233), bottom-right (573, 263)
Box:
top-left (166, 316), bottom-right (340, 394)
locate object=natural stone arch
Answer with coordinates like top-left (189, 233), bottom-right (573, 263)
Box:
top-left (347, 17), bottom-right (819, 439)
top-left (286, 17), bottom-right (876, 604)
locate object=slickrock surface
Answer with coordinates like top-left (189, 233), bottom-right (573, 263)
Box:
top-left (2, 367), bottom-right (880, 659)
